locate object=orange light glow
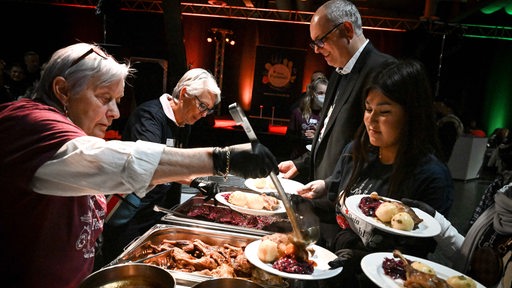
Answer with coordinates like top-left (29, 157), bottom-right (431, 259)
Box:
top-left (238, 27), bottom-right (259, 111)
top-left (213, 119), bottom-right (287, 135)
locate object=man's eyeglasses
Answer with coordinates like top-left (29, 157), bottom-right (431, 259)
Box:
top-left (309, 22), bottom-right (344, 50)
top-left (69, 46), bottom-right (109, 68)
top-left (194, 95), bottom-right (215, 115)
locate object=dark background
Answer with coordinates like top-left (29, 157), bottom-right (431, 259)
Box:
top-left (2, 0), bottom-right (511, 137)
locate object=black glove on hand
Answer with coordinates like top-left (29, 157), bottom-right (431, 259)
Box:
top-left (190, 178), bottom-right (220, 204)
top-left (401, 198), bottom-right (436, 217)
top-left (213, 141), bottom-right (278, 179)
top-left (328, 249), bottom-right (368, 270)
top-left (290, 194), bottom-right (314, 212)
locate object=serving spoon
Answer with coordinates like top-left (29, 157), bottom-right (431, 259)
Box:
top-left (229, 103), bottom-right (319, 246)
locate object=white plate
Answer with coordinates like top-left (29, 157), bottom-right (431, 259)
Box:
top-left (244, 176), bottom-right (304, 194)
top-left (245, 240), bottom-right (342, 280)
top-left (215, 192), bottom-right (286, 216)
top-left (361, 252), bottom-right (485, 288)
top-left (344, 195), bottom-right (441, 237)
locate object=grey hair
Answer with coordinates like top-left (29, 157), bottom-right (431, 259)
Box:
top-left (171, 68), bottom-right (221, 105)
top-left (322, 0), bottom-right (363, 36)
top-left (33, 43), bottom-right (133, 113)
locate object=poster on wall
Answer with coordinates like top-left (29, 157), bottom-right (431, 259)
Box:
top-left (251, 45), bottom-right (306, 120)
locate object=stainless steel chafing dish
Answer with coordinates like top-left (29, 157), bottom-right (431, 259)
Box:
top-left (110, 224), bottom-right (288, 288)
top-left (163, 189), bottom-right (292, 236)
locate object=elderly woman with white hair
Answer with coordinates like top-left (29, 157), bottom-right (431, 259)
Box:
top-left (0, 42), bottom-right (277, 288)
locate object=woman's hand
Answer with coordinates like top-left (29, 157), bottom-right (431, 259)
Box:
top-left (297, 180), bottom-right (326, 199)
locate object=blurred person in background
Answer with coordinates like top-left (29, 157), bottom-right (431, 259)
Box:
top-left (4, 62), bottom-right (30, 100)
top-left (286, 75), bottom-right (328, 162)
top-left (289, 70), bottom-right (327, 113)
top-left (433, 97), bottom-right (464, 163)
top-left (23, 50), bottom-right (41, 86)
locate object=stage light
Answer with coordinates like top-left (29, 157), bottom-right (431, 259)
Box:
top-left (506, 2), bottom-right (512, 15)
top-left (206, 29), bottom-right (215, 43)
top-left (225, 33), bottom-right (235, 46)
top-left (480, 1), bottom-right (507, 14)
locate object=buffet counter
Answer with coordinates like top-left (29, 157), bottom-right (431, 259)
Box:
top-left (103, 175), bottom-right (300, 288)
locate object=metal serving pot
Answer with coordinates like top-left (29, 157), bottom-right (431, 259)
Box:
top-left (191, 278), bottom-right (264, 288)
top-left (79, 263), bottom-right (175, 288)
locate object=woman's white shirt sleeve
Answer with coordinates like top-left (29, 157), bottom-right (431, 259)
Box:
top-left (433, 212), bottom-right (465, 259)
top-left (31, 136), bottom-right (165, 197)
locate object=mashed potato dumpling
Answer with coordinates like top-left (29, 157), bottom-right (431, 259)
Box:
top-left (246, 193), bottom-right (265, 210)
top-left (446, 275), bottom-right (477, 288)
top-left (257, 239), bottom-right (279, 263)
top-left (268, 179), bottom-right (276, 190)
top-left (253, 178), bottom-right (268, 189)
top-left (228, 191), bottom-right (248, 207)
top-left (375, 201), bottom-right (400, 222)
top-left (411, 261), bottom-right (436, 275)
top-left (391, 212), bottom-right (414, 231)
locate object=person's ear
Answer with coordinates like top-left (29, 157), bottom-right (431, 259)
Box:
top-left (53, 76), bottom-right (69, 105)
top-left (342, 22), bottom-right (354, 39)
top-left (179, 87), bottom-right (187, 102)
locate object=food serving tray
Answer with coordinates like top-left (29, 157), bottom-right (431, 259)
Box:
top-left (163, 190), bottom-right (292, 235)
top-left (110, 224), bottom-right (287, 287)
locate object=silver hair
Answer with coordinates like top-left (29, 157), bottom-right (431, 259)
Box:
top-left (322, 0), bottom-right (363, 36)
top-left (33, 43), bottom-right (133, 113)
top-left (171, 68), bottom-right (221, 105)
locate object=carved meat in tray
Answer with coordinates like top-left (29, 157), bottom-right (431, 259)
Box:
top-left (132, 238), bottom-right (250, 278)
top-left (116, 225), bottom-right (287, 287)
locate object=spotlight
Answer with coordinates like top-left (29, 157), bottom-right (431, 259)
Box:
top-left (226, 33), bottom-right (235, 46)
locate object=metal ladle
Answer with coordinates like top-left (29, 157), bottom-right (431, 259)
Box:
top-left (229, 103), bottom-right (319, 245)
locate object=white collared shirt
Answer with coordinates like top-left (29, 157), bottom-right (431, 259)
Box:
top-left (318, 39), bottom-right (369, 143)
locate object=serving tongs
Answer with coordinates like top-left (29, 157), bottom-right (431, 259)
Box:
top-left (228, 103), bottom-right (318, 245)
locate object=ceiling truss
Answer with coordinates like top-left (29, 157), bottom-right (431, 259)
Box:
top-left (16, 0), bottom-right (512, 39)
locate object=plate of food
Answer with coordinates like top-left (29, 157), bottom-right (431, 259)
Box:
top-left (361, 251), bottom-right (484, 288)
top-left (215, 191), bottom-right (286, 216)
top-left (344, 194), bottom-right (441, 237)
top-left (244, 236), bottom-right (343, 280)
top-left (244, 176), bottom-right (304, 194)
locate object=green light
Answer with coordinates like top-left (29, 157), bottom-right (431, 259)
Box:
top-left (464, 34), bottom-right (512, 41)
top-left (462, 24), bottom-right (512, 41)
top-left (506, 3), bottom-right (512, 15)
top-left (481, 0), bottom-right (509, 14)
top-left (481, 3), bottom-right (504, 14)
top-left (483, 44), bottom-right (512, 135)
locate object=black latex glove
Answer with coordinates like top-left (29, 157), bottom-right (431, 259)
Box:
top-left (290, 194), bottom-right (315, 212)
top-left (328, 249), bottom-right (369, 269)
top-left (190, 178), bottom-right (220, 205)
top-left (401, 198), bottom-right (436, 217)
top-left (213, 141), bottom-right (278, 179)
